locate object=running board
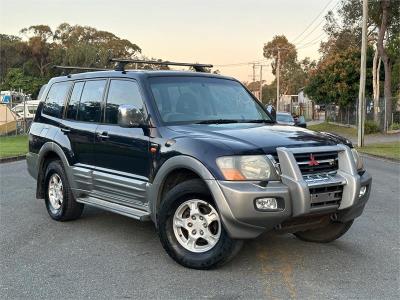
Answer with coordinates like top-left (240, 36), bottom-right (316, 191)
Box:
top-left (77, 196), bottom-right (151, 221)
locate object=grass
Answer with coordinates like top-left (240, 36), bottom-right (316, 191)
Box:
top-left (357, 142), bottom-right (400, 161)
top-left (308, 122), bottom-right (357, 137)
top-left (0, 135), bottom-right (28, 158)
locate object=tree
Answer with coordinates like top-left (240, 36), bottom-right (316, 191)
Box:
top-left (20, 25), bottom-right (54, 77)
top-left (263, 35), bottom-right (313, 101)
top-left (321, 0), bottom-right (400, 128)
top-left (53, 23), bottom-right (141, 68)
top-left (0, 34), bottom-right (27, 83)
top-left (304, 46), bottom-right (373, 107)
top-left (0, 68), bottom-right (47, 97)
top-left (263, 35), bottom-right (297, 75)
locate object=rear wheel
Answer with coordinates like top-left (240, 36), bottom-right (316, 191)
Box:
top-left (157, 179), bottom-right (242, 269)
top-left (293, 220), bottom-right (354, 243)
top-left (44, 160), bottom-right (84, 221)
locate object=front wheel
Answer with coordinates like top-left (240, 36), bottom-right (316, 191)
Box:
top-left (293, 220), bottom-right (354, 243)
top-left (157, 179), bottom-right (242, 270)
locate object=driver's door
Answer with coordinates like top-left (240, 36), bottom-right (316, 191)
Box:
top-left (93, 79), bottom-right (151, 207)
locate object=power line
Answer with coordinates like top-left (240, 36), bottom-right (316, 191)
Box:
top-left (294, 1), bottom-right (340, 47)
top-left (291, 0), bottom-right (337, 43)
top-left (214, 60), bottom-right (269, 67)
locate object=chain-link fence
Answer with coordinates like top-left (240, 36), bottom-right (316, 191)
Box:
top-left (0, 101), bottom-right (35, 136)
top-left (324, 96), bottom-right (400, 131)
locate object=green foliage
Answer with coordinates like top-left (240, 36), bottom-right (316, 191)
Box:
top-left (1, 23), bottom-right (146, 97)
top-left (364, 120), bottom-right (380, 134)
top-left (262, 35), bottom-right (315, 97)
top-left (389, 122), bottom-right (400, 130)
top-left (315, 0), bottom-right (400, 107)
top-left (53, 23), bottom-right (141, 68)
top-left (305, 46), bottom-right (373, 106)
top-left (0, 68), bottom-right (47, 97)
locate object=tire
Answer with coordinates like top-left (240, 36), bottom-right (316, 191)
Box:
top-left (293, 220), bottom-right (354, 243)
top-left (44, 160), bottom-right (84, 221)
top-left (157, 179), bottom-right (243, 270)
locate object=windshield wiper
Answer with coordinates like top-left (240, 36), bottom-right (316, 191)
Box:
top-left (195, 119), bottom-right (239, 124)
top-left (240, 119), bottom-right (275, 123)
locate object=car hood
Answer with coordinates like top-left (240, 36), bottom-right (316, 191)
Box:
top-left (165, 123), bottom-right (340, 154)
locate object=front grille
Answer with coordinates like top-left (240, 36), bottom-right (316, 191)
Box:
top-left (294, 151), bottom-right (338, 175)
top-left (309, 185), bottom-right (343, 208)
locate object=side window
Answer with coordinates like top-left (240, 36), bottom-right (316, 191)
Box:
top-left (77, 80), bottom-right (106, 122)
top-left (105, 80), bottom-right (144, 124)
top-left (66, 81), bottom-right (84, 120)
top-left (43, 82), bottom-right (71, 118)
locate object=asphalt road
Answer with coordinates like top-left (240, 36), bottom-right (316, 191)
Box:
top-left (0, 157), bottom-right (399, 299)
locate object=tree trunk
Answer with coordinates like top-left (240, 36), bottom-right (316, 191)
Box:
top-left (372, 46), bottom-right (381, 123)
top-left (376, 0), bottom-right (392, 131)
top-left (372, 47), bottom-right (378, 122)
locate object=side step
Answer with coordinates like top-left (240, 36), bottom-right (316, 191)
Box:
top-left (77, 196), bottom-right (151, 221)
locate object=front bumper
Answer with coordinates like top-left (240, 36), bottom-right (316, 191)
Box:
top-left (207, 145), bottom-right (372, 239)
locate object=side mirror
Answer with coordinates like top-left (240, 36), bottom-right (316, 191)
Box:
top-left (118, 104), bottom-right (146, 128)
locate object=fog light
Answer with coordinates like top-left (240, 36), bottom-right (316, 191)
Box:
top-left (255, 198), bottom-right (278, 210)
top-left (359, 186), bottom-right (367, 198)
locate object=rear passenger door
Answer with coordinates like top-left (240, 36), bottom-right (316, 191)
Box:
top-left (92, 79), bottom-right (151, 207)
top-left (63, 79), bottom-right (106, 166)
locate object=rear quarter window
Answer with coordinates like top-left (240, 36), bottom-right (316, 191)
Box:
top-left (43, 82), bottom-right (72, 118)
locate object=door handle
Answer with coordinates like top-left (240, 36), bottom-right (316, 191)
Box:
top-left (61, 127), bottom-right (70, 133)
top-left (97, 132), bottom-right (109, 139)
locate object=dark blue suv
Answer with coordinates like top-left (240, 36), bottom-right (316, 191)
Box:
top-left (27, 60), bottom-right (371, 269)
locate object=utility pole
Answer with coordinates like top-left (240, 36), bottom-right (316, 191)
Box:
top-left (259, 65), bottom-right (263, 102)
top-left (252, 63), bottom-right (256, 82)
top-left (358, 0), bottom-right (368, 147)
top-left (276, 49), bottom-right (280, 110)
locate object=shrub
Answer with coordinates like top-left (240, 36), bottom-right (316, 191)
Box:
top-left (364, 120), bottom-right (380, 134)
top-left (389, 122), bottom-right (400, 131)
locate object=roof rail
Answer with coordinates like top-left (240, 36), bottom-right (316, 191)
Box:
top-left (53, 65), bottom-right (110, 73)
top-left (109, 58), bottom-right (213, 72)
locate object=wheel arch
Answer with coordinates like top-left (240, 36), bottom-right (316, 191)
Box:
top-left (36, 142), bottom-right (73, 199)
top-left (149, 156), bottom-right (216, 223)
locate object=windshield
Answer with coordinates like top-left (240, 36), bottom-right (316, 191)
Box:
top-left (149, 77), bottom-right (272, 125)
top-left (277, 113), bottom-right (294, 123)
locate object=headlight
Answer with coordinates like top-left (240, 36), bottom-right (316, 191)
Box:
top-left (216, 155), bottom-right (280, 181)
top-left (351, 149), bottom-right (364, 170)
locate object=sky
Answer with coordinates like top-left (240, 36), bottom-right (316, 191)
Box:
top-left (0, 0), bottom-right (336, 83)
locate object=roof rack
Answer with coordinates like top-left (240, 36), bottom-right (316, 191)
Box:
top-left (109, 58), bottom-right (213, 72)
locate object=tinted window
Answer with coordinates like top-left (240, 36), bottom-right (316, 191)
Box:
top-left (43, 82), bottom-right (71, 118)
top-left (37, 84), bottom-right (47, 101)
top-left (105, 80), bottom-right (144, 124)
top-left (77, 80), bottom-right (106, 122)
top-left (66, 82), bottom-right (84, 120)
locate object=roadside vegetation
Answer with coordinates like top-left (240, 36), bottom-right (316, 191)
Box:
top-left (0, 135), bottom-right (28, 158)
top-left (357, 142), bottom-right (400, 161)
top-left (309, 122), bottom-right (357, 137)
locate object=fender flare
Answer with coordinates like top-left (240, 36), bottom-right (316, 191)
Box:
top-left (36, 142), bottom-right (75, 198)
top-left (148, 155), bottom-right (237, 230)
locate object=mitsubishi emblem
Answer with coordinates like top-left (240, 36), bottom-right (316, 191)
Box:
top-left (308, 154), bottom-right (320, 166)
